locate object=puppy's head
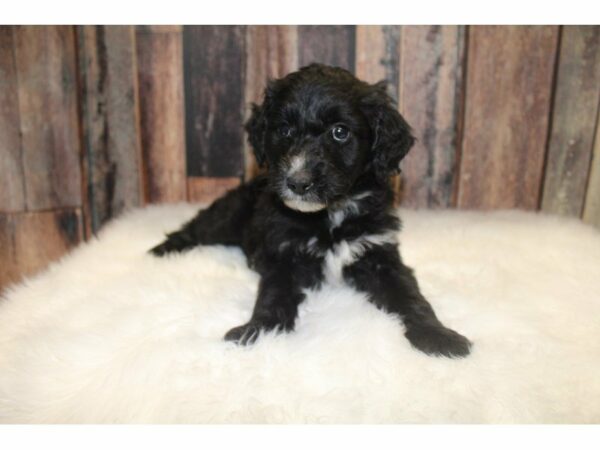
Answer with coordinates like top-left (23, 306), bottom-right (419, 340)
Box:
top-left (246, 64), bottom-right (415, 213)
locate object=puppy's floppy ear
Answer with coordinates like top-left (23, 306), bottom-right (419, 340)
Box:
top-left (362, 81), bottom-right (415, 180)
top-left (245, 82), bottom-right (275, 167)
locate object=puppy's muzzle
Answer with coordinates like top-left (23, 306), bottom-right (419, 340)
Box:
top-left (280, 152), bottom-right (326, 212)
top-left (286, 171), bottom-right (314, 195)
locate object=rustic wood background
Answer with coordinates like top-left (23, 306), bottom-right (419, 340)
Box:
top-left (1, 25), bottom-right (600, 291)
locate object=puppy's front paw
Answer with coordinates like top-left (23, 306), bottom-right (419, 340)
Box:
top-left (405, 324), bottom-right (472, 358)
top-left (224, 316), bottom-right (295, 345)
top-left (224, 321), bottom-right (265, 345)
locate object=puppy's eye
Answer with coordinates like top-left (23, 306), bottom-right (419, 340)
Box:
top-left (332, 126), bottom-right (350, 143)
top-left (279, 126), bottom-right (293, 138)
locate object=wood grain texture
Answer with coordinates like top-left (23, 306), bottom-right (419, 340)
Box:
top-left (136, 25), bottom-right (187, 203)
top-left (458, 26), bottom-right (559, 210)
top-left (187, 177), bottom-right (241, 204)
top-left (136, 26), bottom-right (181, 34)
top-left (399, 25), bottom-right (466, 208)
top-left (0, 209), bottom-right (83, 292)
top-left (355, 25), bottom-right (401, 100)
top-left (184, 26), bottom-right (246, 178)
top-left (0, 26), bottom-right (26, 212)
top-left (354, 25), bottom-right (402, 203)
top-left (78, 25), bottom-right (143, 233)
top-left (541, 26), bottom-right (600, 217)
top-left (583, 105), bottom-right (600, 228)
top-left (298, 26), bottom-right (355, 71)
top-left (244, 26), bottom-right (298, 180)
top-left (13, 26), bottom-right (82, 210)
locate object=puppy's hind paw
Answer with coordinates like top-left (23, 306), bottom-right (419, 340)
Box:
top-left (149, 237), bottom-right (186, 257)
top-left (405, 324), bottom-right (472, 358)
top-left (149, 241), bottom-right (171, 257)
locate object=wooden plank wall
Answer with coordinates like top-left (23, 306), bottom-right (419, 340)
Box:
top-left (459, 26), bottom-right (559, 209)
top-left (78, 25), bottom-right (143, 234)
top-left (1, 25), bottom-right (600, 292)
top-left (1, 26), bottom-right (84, 290)
top-left (183, 26), bottom-right (245, 202)
top-left (542, 26), bottom-right (600, 218)
top-left (136, 26), bottom-right (187, 204)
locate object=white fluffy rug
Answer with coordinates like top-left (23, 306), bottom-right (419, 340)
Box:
top-left (1, 204), bottom-right (599, 424)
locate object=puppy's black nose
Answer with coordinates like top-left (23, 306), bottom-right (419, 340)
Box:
top-left (287, 176), bottom-right (314, 195)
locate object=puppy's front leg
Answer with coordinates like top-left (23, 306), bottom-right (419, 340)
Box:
top-left (224, 266), bottom-right (310, 345)
top-left (344, 244), bottom-right (471, 358)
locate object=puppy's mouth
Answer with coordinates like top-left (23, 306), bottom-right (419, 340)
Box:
top-left (282, 196), bottom-right (327, 213)
top-left (276, 153), bottom-right (327, 213)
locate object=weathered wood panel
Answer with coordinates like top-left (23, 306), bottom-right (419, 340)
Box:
top-left (583, 105), bottom-right (600, 228)
top-left (0, 209), bottom-right (83, 292)
top-left (187, 177), bottom-right (241, 204)
top-left (297, 26), bottom-right (355, 71)
top-left (355, 25), bottom-right (402, 203)
top-left (399, 25), bottom-right (465, 208)
top-left (244, 26), bottom-right (298, 180)
top-left (4, 24), bottom-right (600, 293)
top-left (356, 25), bottom-right (400, 100)
top-left (78, 25), bottom-right (143, 234)
top-left (184, 26), bottom-right (246, 179)
top-left (458, 26), bottom-right (559, 210)
top-left (13, 26), bottom-right (82, 210)
top-left (136, 25), bottom-right (187, 203)
top-left (0, 26), bottom-right (26, 212)
top-left (541, 26), bottom-right (600, 217)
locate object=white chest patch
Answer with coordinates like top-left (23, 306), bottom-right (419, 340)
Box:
top-left (320, 191), bottom-right (399, 285)
top-left (327, 191), bottom-right (371, 231)
top-left (284, 191), bottom-right (399, 286)
top-left (322, 231), bottom-right (398, 285)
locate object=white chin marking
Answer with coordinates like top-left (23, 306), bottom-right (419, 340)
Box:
top-left (283, 199), bottom-right (327, 213)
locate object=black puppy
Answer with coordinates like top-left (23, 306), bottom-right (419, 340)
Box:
top-left (151, 64), bottom-right (471, 358)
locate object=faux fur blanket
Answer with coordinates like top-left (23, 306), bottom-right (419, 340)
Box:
top-left (1, 205), bottom-right (599, 423)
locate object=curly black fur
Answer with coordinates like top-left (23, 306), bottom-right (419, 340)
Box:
top-left (150, 64), bottom-right (471, 358)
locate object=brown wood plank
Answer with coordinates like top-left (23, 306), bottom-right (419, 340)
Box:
top-left (583, 103), bottom-right (600, 228)
top-left (355, 25), bottom-right (402, 203)
top-left (12, 26), bottom-right (82, 211)
top-left (187, 177), bottom-right (241, 205)
top-left (0, 26), bottom-right (26, 212)
top-left (355, 25), bottom-right (401, 100)
top-left (78, 25), bottom-right (143, 234)
top-left (136, 25), bottom-right (187, 203)
top-left (0, 208), bottom-right (83, 292)
top-left (136, 26), bottom-right (181, 34)
top-left (184, 26), bottom-right (246, 178)
top-left (244, 25), bottom-right (298, 180)
top-left (458, 26), bottom-right (559, 210)
top-left (399, 25), bottom-right (466, 208)
top-left (297, 26), bottom-right (355, 72)
top-left (541, 26), bottom-right (600, 217)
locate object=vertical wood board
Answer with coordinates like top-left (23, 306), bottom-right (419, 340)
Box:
top-left (183, 26), bottom-right (246, 178)
top-left (13, 26), bottom-right (82, 210)
top-left (458, 26), bottom-right (559, 210)
top-left (541, 26), bottom-right (600, 217)
top-left (399, 25), bottom-right (465, 208)
top-left (78, 25), bottom-right (143, 233)
top-left (0, 26), bottom-right (26, 212)
top-left (136, 25), bottom-right (187, 203)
